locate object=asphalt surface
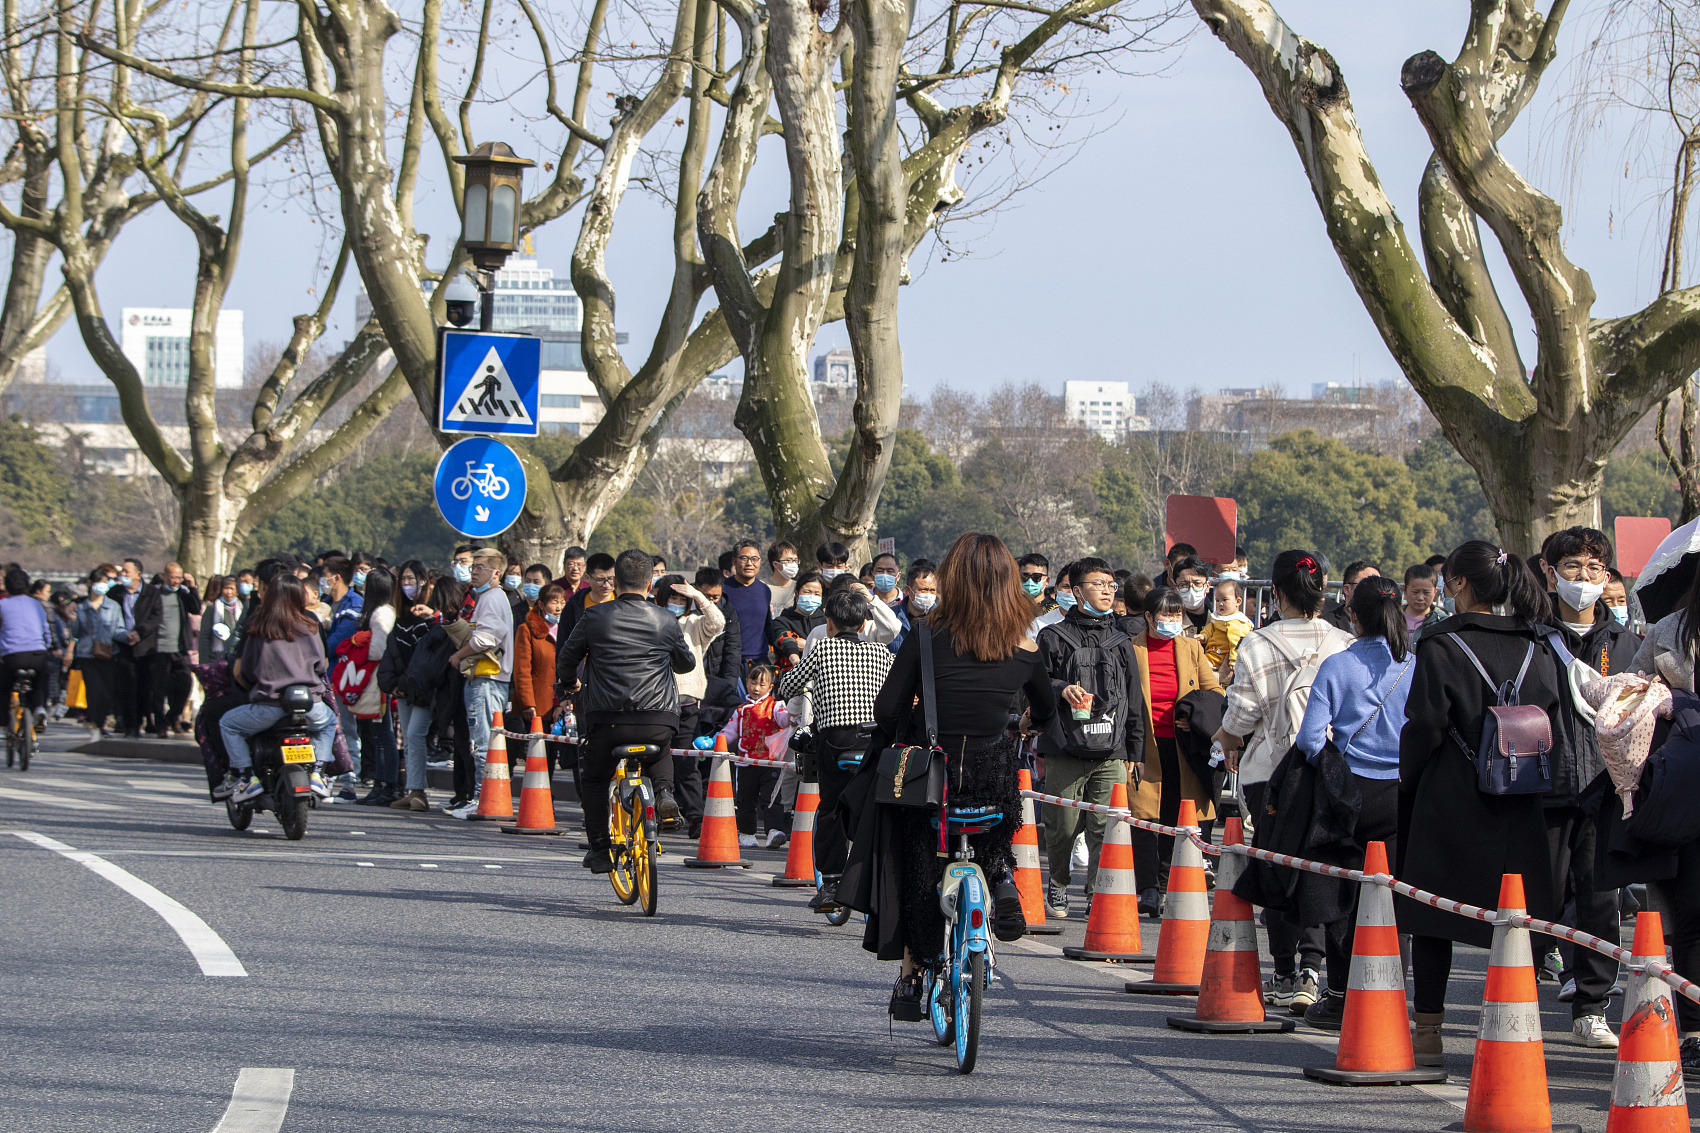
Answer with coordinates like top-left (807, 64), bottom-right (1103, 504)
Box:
top-left (0, 722), bottom-right (1634, 1132)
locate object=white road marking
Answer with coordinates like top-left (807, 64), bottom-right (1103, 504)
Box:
top-left (484, 864), bottom-right (502, 869)
top-left (10, 831), bottom-right (247, 976)
top-left (0, 787), bottom-right (120, 810)
top-left (20, 777), bottom-right (197, 805)
top-left (420, 863), bottom-right (438, 869)
top-left (211, 1068), bottom-right (293, 1133)
top-left (356, 862), bottom-right (374, 867)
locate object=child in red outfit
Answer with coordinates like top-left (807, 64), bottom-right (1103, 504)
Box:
top-left (718, 665), bottom-right (792, 848)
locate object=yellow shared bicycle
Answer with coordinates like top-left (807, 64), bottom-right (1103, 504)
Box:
top-left (6, 669), bottom-right (35, 772)
top-left (608, 745), bottom-right (661, 916)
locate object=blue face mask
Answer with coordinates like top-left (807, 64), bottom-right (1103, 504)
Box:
top-left (1056, 591), bottom-right (1077, 610)
top-left (351, 571), bottom-right (367, 589)
top-left (521, 583), bottom-right (541, 602)
top-left (473, 582), bottom-right (491, 595)
top-left (452, 563), bottom-right (473, 584)
top-left (1152, 619), bottom-right (1184, 639)
top-left (1078, 599), bottom-right (1113, 617)
top-left (873, 573), bottom-right (898, 593)
top-left (237, 582), bottom-right (253, 597)
top-left (667, 603), bottom-right (687, 617)
top-left (317, 578), bottom-right (331, 595)
top-left (503, 574), bottom-right (521, 591)
top-left (796, 595), bottom-right (822, 615)
top-left (1611, 605), bottom-right (1629, 625)
top-left (1022, 578), bottom-right (1045, 598)
top-left (544, 613), bottom-right (560, 625)
top-left (90, 581), bottom-right (111, 596)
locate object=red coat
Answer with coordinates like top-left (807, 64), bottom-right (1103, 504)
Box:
top-left (511, 608), bottom-right (558, 721)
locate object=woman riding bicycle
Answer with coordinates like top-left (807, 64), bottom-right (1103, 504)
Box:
top-left (840, 532), bottom-right (1057, 1021)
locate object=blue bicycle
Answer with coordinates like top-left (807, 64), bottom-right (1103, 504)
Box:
top-left (925, 803), bottom-right (1003, 1073)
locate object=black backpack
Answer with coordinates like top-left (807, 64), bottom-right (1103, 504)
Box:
top-left (399, 625), bottom-right (454, 705)
top-left (1047, 619), bottom-right (1129, 757)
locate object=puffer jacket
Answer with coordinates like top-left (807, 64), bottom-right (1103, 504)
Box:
top-left (555, 592), bottom-right (694, 726)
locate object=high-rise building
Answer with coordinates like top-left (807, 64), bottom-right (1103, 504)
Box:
top-left (120, 308), bottom-right (244, 388)
top-left (1064, 380), bottom-right (1134, 440)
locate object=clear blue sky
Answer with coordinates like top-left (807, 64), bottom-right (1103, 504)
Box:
top-left (45, 1), bottom-right (1669, 405)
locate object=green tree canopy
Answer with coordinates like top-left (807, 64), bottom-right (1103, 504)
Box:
top-left (0, 416), bottom-right (72, 547)
top-left (1406, 434), bottom-right (1498, 555)
top-left (1602, 447), bottom-right (1680, 529)
top-left (239, 450), bottom-right (459, 565)
top-left (1225, 430), bottom-right (1447, 576)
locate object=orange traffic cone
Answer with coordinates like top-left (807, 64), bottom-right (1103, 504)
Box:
top-left (773, 778), bottom-right (817, 888)
top-left (1605, 912), bottom-right (1686, 1133)
top-left (1168, 817), bottom-right (1293, 1033)
top-left (1461, 873), bottom-right (1575, 1133)
top-left (683, 756), bottom-right (751, 868)
top-left (1126, 798), bottom-right (1209, 996)
top-left (1014, 769), bottom-right (1060, 935)
top-left (714, 733), bottom-right (730, 754)
top-left (1063, 782), bottom-right (1153, 962)
top-left (1305, 841), bottom-right (1443, 1084)
top-left (469, 710), bottom-right (513, 821)
top-left (500, 726), bottom-right (561, 836)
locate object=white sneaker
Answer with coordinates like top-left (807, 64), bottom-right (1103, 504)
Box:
top-left (308, 770), bottom-right (331, 799)
top-left (765, 829), bottom-right (789, 849)
top-left (1572, 1015), bottom-right (1619, 1049)
top-left (447, 800), bottom-right (480, 820)
top-left (738, 833), bottom-right (760, 848)
top-left (426, 760), bottom-right (452, 769)
top-left (232, 774), bottom-right (264, 802)
top-left (1071, 832), bottom-right (1089, 872)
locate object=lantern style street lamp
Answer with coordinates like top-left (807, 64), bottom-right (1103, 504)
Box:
top-left (452, 141), bottom-right (535, 329)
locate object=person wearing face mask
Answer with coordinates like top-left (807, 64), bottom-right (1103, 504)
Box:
top-left (802, 575), bottom-right (903, 649)
top-left (132, 560), bottom-right (202, 737)
top-left (1602, 568), bottom-right (1632, 629)
top-left (450, 545), bottom-right (477, 587)
top-left (512, 581), bottom-right (572, 748)
top-left (520, 563), bottom-right (552, 610)
top-left (198, 575), bottom-right (248, 664)
top-left (73, 565), bottom-right (125, 737)
top-left (1153, 543), bottom-right (1199, 590)
top-left (652, 573), bottom-right (726, 832)
top-left (770, 571), bottom-right (828, 648)
top-left (499, 556), bottom-right (528, 626)
top-left (1167, 556), bottom-right (1212, 635)
top-left (445, 549), bottom-right (517, 818)
top-left (888, 560), bottom-right (938, 654)
top-left (1033, 557), bottom-right (1148, 920)
top-left (1127, 586), bottom-right (1222, 911)
top-left (1018, 552), bottom-right (1058, 613)
top-left (380, 560), bottom-right (440, 812)
top-left (767, 541), bottom-right (800, 618)
top-left (870, 552), bottom-right (903, 608)
top-left (321, 558), bottom-right (363, 656)
top-left (815, 541), bottom-right (851, 586)
top-left (1542, 527), bottom-right (1638, 678)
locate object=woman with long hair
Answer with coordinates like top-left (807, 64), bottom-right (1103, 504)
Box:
top-left (386, 559), bottom-right (438, 812)
top-left (1396, 540), bottom-right (1590, 1061)
top-left (350, 567), bottom-right (400, 806)
top-left (839, 533), bottom-right (1057, 1021)
top-left (218, 574), bottom-right (338, 802)
top-left (1287, 575), bottom-right (1413, 1029)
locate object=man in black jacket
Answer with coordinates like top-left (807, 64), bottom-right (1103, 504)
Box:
top-left (1540, 526), bottom-right (1636, 1047)
top-left (1033, 556), bottom-right (1145, 919)
top-left (133, 561), bottom-right (201, 737)
top-left (557, 548), bottom-right (695, 872)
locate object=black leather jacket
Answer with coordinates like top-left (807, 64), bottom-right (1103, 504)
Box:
top-left (556, 592), bottom-right (695, 725)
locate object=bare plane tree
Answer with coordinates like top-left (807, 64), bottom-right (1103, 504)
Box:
top-left (1194, 0), bottom-right (1700, 553)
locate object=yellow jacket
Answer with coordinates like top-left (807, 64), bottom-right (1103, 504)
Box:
top-left (1200, 611), bottom-right (1254, 669)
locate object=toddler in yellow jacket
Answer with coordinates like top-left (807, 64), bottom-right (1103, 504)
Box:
top-left (1201, 578), bottom-right (1254, 671)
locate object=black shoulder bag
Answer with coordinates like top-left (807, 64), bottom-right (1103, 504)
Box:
top-left (873, 625), bottom-right (947, 809)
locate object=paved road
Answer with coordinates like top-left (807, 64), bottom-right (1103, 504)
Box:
top-left (1, 723), bottom-right (1629, 1132)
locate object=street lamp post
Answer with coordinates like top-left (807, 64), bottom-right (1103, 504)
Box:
top-left (452, 141), bottom-right (536, 330)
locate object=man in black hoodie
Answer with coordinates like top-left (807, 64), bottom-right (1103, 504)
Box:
top-left (1540, 525), bottom-right (1637, 1048)
top-left (1033, 556), bottom-right (1146, 919)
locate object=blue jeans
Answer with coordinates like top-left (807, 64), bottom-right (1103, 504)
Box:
top-left (397, 698), bottom-right (431, 791)
top-left (465, 678), bottom-right (510, 785)
top-left (221, 701), bottom-right (336, 771)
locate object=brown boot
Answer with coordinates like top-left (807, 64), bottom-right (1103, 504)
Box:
top-left (389, 790), bottom-right (429, 812)
top-left (1413, 1011), bottom-right (1444, 1066)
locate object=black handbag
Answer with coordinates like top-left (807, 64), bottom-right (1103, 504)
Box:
top-left (873, 625), bottom-right (946, 809)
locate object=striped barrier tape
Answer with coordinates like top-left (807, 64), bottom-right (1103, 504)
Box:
top-left (1021, 787), bottom-right (1700, 1007)
top-left (494, 727), bottom-right (794, 768)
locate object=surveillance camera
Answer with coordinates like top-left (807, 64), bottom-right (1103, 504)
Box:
top-left (443, 274), bottom-right (478, 328)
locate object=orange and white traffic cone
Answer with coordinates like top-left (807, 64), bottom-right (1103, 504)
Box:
top-left (1168, 817), bottom-right (1293, 1033)
top-left (1014, 769), bottom-right (1060, 935)
top-left (1461, 873), bottom-right (1575, 1133)
top-left (773, 778), bottom-right (817, 888)
top-left (1305, 840), bottom-right (1443, 1084)
top-left (1126, 798), bottom-right (1210, 996)
top-left (500, 726), bottom-right (561, 836)
top-left (1063, 782), bottom-right (1153, 962)
top-left (469, 710), bottom-right (513, 821)
top-left (1605, 912), bottom-right (1687, 1133)
top-left (714, 733), bottom-right (730, 754)
top-left (683, 756), bottom-right (751, 868)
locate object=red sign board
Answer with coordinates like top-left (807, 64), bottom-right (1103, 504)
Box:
top-left (1165, 495), bottom-right (1238, 564)
top-left (1614, 516), bottom-right (1673, 578)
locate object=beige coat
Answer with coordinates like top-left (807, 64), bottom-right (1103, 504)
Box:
top-left (1128, 629), bottom-right (1221, 823)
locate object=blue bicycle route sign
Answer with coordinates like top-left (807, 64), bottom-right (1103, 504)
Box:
top-left (433, 436), bottom-right (528, 539)
top-left (437, 329), bottom-right (541, 437)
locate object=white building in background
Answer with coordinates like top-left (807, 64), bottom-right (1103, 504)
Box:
top-left (813, 348), bottom-right (855, 391)
top-left (120, 308), bottom-right (244, 388)
top-left (1065, 380), bottom-right (1135, 440)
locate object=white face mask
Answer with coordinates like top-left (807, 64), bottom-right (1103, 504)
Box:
top-left (779, 562), bottom-right (798, 579)
top-left (1217, 571), bottom-right (1245, 581)
top-left (910, 593), bottom-right (937, 613)
top-left (1554, 576), bottom-right (1604, 614)
top-left (1180, 584), bottom-right (1208, 611)
top-left (819, 568), bottom-right (843, 582)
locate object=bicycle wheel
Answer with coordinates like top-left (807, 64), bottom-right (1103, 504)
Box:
top-left (929, 967), bottom-right (953, 1046)
top-left (19, 720), bottom-right (30, 772)
top-left (631, 794), bottom-right (658, 916)
top-left (825, 902), bottom-right (852, 927)
top-left (955, 950), bottom-right (984, 1073)
top-left (609, 784), bottom-right (639, 904)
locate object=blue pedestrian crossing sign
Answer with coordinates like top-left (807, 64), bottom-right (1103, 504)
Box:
top-left (434, 437), bottom-right (528, 539)
top-left (437, 329), bottom-right (541, 437)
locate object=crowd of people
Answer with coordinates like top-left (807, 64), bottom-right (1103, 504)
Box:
top-left (0, 522), bottom-right (1692, 1066)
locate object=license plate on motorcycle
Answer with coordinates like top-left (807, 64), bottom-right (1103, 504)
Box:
top-left (281, 743), bottom-right (315, 763)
